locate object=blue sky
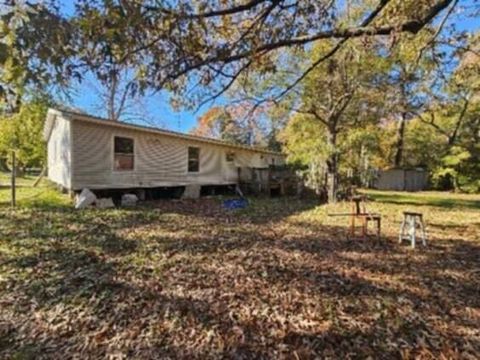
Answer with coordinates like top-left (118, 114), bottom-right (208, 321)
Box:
top-left (56, 0), bottom-right (479, 133)
top-left (57, 0), bottom-right (209, 132)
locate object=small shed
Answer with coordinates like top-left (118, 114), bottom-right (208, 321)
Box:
top-left (375, 168), bottom-right (428, 191)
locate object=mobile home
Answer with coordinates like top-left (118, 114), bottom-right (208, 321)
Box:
top-left (43, 109), bottom-right (285, 194)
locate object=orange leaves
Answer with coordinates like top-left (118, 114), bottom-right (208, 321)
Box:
top-left (191, 101), bottom-right (275, 146)
top-left (190, 106), bottom-right (225, 137)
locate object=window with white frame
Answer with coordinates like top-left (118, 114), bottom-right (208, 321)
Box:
top-left (114, 136), bottom-right (134, 171)
top-left (188, 147), bottom-right (200, 172)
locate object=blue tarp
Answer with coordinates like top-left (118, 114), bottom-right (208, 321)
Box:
top-left (223, 198), bottom-right (248, 210)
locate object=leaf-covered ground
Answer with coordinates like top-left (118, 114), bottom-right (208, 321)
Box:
top-left (0, 178), bottom-right (479, 359)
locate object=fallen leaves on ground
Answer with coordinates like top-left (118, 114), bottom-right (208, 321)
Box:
top-left (0, 194), bottom-right (479, 359)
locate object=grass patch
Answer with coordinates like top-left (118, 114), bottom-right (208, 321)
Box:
top-left (0, 172), bottom-right (39, 186)
top-left (0, 172), bottom-right (70, 209)
top-left (0, 180), bottom-right (479, 358)
top-left (363, 189), bottom-right (480, 210)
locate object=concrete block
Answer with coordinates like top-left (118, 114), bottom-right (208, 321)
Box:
top-left (182, 185), bottom-right (201, 199)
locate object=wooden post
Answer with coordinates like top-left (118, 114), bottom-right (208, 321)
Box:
top-left (32, 166), bottom-right (46, 187)
top-left (11, 150), bottom-right (16, 208)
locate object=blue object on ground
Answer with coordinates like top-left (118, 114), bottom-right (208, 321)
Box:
top-left (223, 198), bottom-right (248, 210)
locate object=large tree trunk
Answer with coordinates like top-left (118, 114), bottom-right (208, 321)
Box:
top-left (393, 112), bottom-right (407, 168)
top-left (326, 129), bottom-right (339, 203)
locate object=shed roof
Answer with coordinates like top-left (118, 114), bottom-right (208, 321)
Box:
top-left (44, 108), bottom-right (283, 156)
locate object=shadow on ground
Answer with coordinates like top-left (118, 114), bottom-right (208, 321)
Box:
top-left (0, 196), bottom-right (479, 358)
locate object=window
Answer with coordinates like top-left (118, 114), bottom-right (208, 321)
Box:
top-left (114, 136), bottom-right (134, 171)
top-left (188, 147), bottom-right (200, 172)
top-left (226, 152), bottom-right (235, 162)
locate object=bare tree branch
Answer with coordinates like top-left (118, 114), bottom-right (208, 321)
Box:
top-left (448, 96), bottom-right (470, 146)
top-left (269, 0), bottom-right (391, 102)
top-left (156, 0), bottom-right (271, 19)
top-left (416, 95), bottom-right (470, 147)
top-left (195, 60), bottom-right (253, 111)
top-left (123, 0), bottom-right (453, 79)
top-left (290, 107), bottom-right (329, 126)
top-left (414, 0), bottom-right (459, 66)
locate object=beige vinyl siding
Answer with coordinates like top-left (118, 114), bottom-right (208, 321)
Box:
top-left (236, 153), bottom-right (285, 168)
top-left (47, 115), bottom-right (72, 189)
top-left (70, 120), bottom-right (274, 190)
